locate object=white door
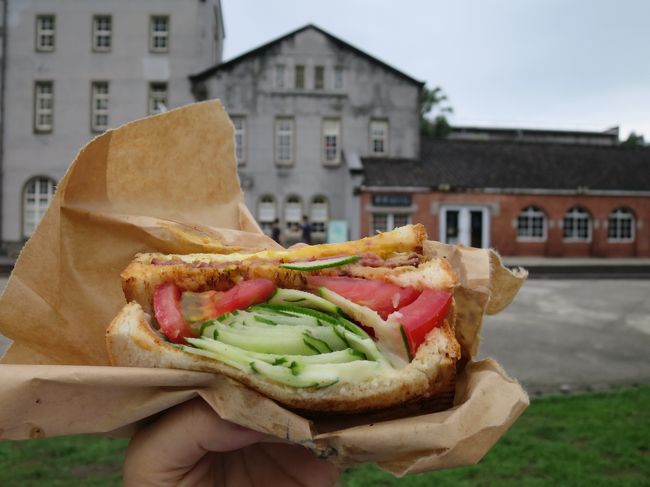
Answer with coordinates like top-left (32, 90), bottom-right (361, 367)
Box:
top-left (439, 206), bottom-right (490, 248)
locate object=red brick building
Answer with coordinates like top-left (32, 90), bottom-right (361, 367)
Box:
top-left (360, 130), bottom-right (650, 257)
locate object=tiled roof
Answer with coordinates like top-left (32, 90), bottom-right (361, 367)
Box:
top-left (362, 138), bottom-right (650, 192)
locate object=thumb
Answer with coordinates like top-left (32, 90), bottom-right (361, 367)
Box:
top-left (124, 398), bottom-right (267, 486)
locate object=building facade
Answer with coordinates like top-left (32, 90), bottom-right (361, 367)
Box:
top-left (361, 133), bottom-right (650, 257)
top-left (1, 0), bottom-right (225, 254)
top-left (189, 24), bottom-right (423, 244)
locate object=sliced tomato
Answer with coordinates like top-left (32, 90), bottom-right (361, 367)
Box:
top-left (306, 276), bottom-right (420, 319)
top-left (210, 278), bottom-right (276, 317)
top-left (394, 289), bottom-right (452, 355)
top-left (153, 282), bottom-right (195, 344)
top-left (180, 290), bottom-right (223, 323)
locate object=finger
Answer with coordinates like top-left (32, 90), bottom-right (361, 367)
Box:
top-left (124, 398), bottom-right (267, 486)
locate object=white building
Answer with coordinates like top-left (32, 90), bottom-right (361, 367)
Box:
top-left (189, 24), bottom-right (423, 243)
top-left (1, 0), bottom-right (224, 254)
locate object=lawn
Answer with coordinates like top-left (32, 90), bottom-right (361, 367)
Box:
top-left (1, 387), bottom-right (648, 486)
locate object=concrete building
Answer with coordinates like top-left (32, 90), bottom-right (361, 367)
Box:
top-left (189, 24), bottom-right (423, 244)
top-left (1, 0), bottom-right (225, 254)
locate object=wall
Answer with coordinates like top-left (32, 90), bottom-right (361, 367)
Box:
top-left (201, 27), bottom-right (421, 243)
top-left (2, 0), bottom-right (223, 246)
top-left (361, 190), bottom-right (650, 257)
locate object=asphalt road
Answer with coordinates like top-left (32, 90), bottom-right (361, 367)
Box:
top-left (1, 277), bottom-right (649, 396)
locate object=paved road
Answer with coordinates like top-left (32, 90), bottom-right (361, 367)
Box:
top-left (1, 277), bottom-right (649, 395)
top-left (479, 279), bottom-right (650, 395)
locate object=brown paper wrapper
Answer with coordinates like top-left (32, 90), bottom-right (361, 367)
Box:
top-left (0, 101), bottom-right (528, 476)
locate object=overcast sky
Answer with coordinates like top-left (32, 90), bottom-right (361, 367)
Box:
top-left (222, 0), bottom-right (650, 141)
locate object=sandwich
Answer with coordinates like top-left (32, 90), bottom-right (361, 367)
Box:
top-left (106, 224), bottom-right (462, 413)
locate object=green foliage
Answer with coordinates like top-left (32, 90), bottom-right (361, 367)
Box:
top-left (0, 387), bottom-right (648, 486)
top-left (420, 85), bottom-right (453, 138)
top-left (621, 132), bottom-right (646, 147)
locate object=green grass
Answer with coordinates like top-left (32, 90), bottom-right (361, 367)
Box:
top-left (0, 387), bottom-right (648, 487)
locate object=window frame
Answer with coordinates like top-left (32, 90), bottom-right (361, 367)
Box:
top-left (294, 65), bottom-right (305, 89)
top-left (22, 176), bottom-right (56, 239)
top-left (148, 81), bottom-right (168, 115)
top-left (284, 195), bottom-right (303, 235)
top-left (371, 212), bottom-right (411, 234)
top-left (257, 194), bottom-right (277, 236)
top-left (149, 15), bottom-right (170, 53)
top-left (34, 81), bottom-right (54, 133)
top-left (562, 206), bottom-right (592, 242)
top-left (310, 195), bottom-right (329, 240)
top-left (274, 117), bottom-right (295, 166)
top-left (275, 64), bottom-right (286, 89)
top-left (333, 66), bottom-right (344, 90)
top-left (322, 118), bottom-right (342, 166)
top-left (92, 15), bottom-right (112, 52)
top-left (231, 115), bottom-right (247, 165)
top-left (607, 207), bottom-right (635, 243)
top-left (35, 14), bottom-right (56, 52)
top-left (314, 65), bottom-right (324, 90)
top-left (516, 206), bottom-right (547, 242)
top-left (90, 81), bottom-right (110, 133)
top-left (369, 119), bottom-right (389, 156)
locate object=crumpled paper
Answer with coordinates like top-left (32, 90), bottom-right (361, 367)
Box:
top-left (0, 101), bottom-right (528, 476)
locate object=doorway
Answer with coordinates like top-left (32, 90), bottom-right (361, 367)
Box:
top-left (439, 205), bottom-right (490, 248)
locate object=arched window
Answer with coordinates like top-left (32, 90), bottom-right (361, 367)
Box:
top-left (310, 195), bottom-right (329, 242)
top-left (23, 176), bottom-right (56, 238)
top-left (284, 195), bottom-right (302, 234)
top-left (563, 206), bottom-right (592, 242)
top-left (517, 206), bottom-right (547, 241)
top-left (257, 195), bottom-right (276, 236)
top-left (607, 207), bottom-right (635, 242)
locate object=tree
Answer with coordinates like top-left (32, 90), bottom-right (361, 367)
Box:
top-left (621, 132), bottom-right (646, 147)
top-left (420, 85), bottom-right (453, 138)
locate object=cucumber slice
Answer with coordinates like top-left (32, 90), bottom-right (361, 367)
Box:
top-left (188, 338), bottom-right (363, 366)
top-left (268, 288), bottom-right (339, 314)
top-left (254, 304), bottom-right (340, 325)
top-left (279, 255), bottom-right (360, 271)
top-left (334, 325), bottom-right (390, 366)
top-left (210, 325), bottom-right (318, 355)
top-left (319, 287), bottom-right (409, 368)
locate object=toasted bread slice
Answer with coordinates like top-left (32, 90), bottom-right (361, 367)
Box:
top-left (106, 301), bottom-right (459, 413)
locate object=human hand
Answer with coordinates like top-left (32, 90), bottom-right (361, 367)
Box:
top-left (123, 398), bottom-right (339, 486)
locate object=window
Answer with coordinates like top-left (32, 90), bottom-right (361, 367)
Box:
top-left (310, 196), bottom-right (329, 240)
top-left (607, 208), bottom-right (635, 242)
top-left (91, 81), bottom-right (109, 132)
top-left (370, 120), bottom-right (388, 156)
top-left (275, 65), bottom-right (286, 89)
top-left (92, 15), bottom-right (112, 52)
top-left (284, 195), bottom-right (302, 233)
top-left (23, 177), bottom-right (56, 238)
top-left (150, 15), bottom-right (169, 52)
top-left (314, 66), bottom-right (324, 90)
top-left (275, 117), bottom-right (294, 165)
top-left (563, 207), bottom-right (591, 241)
top-left (517, 206), bottom-right (547, 241)
top-left (35, 15), bottom-right (55, 52)
top-left (148, 82), bottom-right (168, 115)
top-left (334, 66), bottom-right (344, 90)
top-left (371, 213), bottom-right (411, 234)
top-left (231, 116), bottom-right (246, 164)
top-left (34, 81), bottom-right (54, 133)
top-left (257, 195), bottom-right (277, 236)
top-left (294, 65), bottom-right (305, 89)
top-left (322, 119), bottom-right (341, 165)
